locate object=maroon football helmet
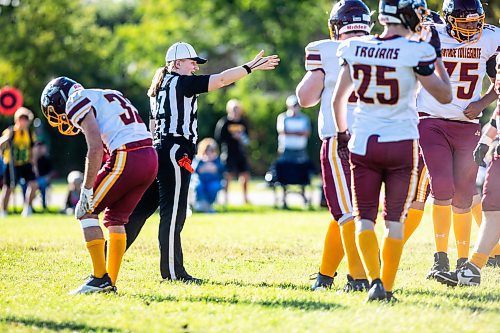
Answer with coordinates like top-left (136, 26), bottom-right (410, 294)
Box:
top-left (442, 0), bottom-right (484, 43)
top-left (329, 0), bottom-right (373, 40)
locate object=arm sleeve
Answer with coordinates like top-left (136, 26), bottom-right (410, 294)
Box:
top-left (180, 75), bottom-right (211, 97)
top-left (305, 43), bottom-right (324, 72)
top-left (413, 44), bottom-right (437, 76)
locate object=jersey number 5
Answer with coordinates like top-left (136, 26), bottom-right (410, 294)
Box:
top-left (104, 93), bottom-right (144, 125)
top-left (443, 61), bottom-right (479, 100)
top-left (353, 65), bottom-right (399, 105)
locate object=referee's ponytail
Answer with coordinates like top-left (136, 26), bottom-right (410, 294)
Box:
top-left (148, 65), bottom-right (169, 97)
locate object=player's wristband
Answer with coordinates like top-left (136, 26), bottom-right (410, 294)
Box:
top-left (479, 135), bottom-right (494, 146)
top-left (242, 65), bottom-right (252, 74)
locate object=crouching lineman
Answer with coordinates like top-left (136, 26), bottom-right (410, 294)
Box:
top-left (333, 0), bottom-right (452, 301)
top-left (41, 77), bottom-right (158, 294)
top-left (296, 0), bottom-right (372, 292)
top-left (435, 53), bottom-right (500, 286)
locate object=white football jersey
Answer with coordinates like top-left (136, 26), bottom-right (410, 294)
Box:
top-left (337, 35), bottom-right (436, 155)
top-left (304, 39), bottom-right (356, 139)
top-left (66, 89), bottom-right (152, 152)
top-left (417, 24), bottom-right (499, 122)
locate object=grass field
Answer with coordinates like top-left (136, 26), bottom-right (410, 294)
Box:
top-left (0, 208), bottom-right (499, 333)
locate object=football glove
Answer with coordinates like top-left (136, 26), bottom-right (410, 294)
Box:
top-left (75, 187), bottom-right (94, 219)
top-left (336, 131), bottom-right (351, 161)
top-left (428, 26), bottom-right (441, 58)
top-left (473, 143), bottom-right (490, 167)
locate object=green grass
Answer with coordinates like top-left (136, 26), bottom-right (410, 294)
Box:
top-left (0, 209), bottom-right (499, 333)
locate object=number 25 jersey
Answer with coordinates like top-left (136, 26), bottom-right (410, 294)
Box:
top-left (337, 35), bottom-right (436, 155)
top-left (417, 24), bottom-right (499, 122)
top-left (66, 89), bottom-right (152, 152)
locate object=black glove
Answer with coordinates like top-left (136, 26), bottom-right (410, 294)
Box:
top-left (473, 143), bottom-right (489, 167)
top-left (428, 26), bottom-right (441, 58)
top-left (336, 131), bottom-right (351, 160)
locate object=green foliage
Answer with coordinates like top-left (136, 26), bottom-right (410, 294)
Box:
top-left (0, 210), bottom-right (499, 332)
top-left (0, 0), bottom-right (498, 175)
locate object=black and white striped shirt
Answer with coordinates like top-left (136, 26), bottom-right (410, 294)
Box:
top-left (150, 72), bottom-right (210, 144)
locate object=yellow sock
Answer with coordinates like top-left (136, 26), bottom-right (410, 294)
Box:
top-left (340, 220), bottom-right (366, 279)
top-left (432, 204), bottom-right (452, 253)
top-left (471, 202), bottom-right (482, 226)
top-left (493, 244), bottom-right (500, 257)
top-left (319, 220), bottom-right (344, 277)
top-left (356, 230), bottom-right (380, 283)
top-left (107, 233), bottom-right (127, 285)
top-left (470, 252), bottom-right (488, 269)
top-left (403, 208), bottom-right (424, 244)
top-left (453, 212), bottom-right (472, 259)
top-left (86, 238), bottom-right (106, 278)
top-left (381, 237), bottom-right (404, 292)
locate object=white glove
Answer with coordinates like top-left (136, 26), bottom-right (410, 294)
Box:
top-left (75, 187), bottom-right (94, 219)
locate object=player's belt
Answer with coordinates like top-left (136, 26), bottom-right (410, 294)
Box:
top-left (418, 112), bottom-right (479, 125)
top-left (116, 138), bottom-right (153, 153)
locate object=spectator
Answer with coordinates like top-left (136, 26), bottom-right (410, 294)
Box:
top-left (192, 138), bottom-right (225, 213)
top-left (62, 170), bottom-right (83, 216)
top-left (276, 95), bottom-right (311, 162)
top-left (33, 141), bottom-right (55, 210)
top-left (0, 107), bottom-right (38, 217)
top-left (215, 99), bottom-right (251, 204)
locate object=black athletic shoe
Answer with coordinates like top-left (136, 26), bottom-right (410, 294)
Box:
top-left (310, 272), bottom-right (335, 291)
top-left (435, 261), bottom-right (481, 287)
top-left (456, 257), bottom-right (468, 270)
top-left (162, 275), bottom-right (204, 285)
top-left (367, 278), bottom-right (386, 302)
top-left (69, 273), bottom-right (115, 295)
top-left (343, 274), bottom-right (369, 292)
top-left (486, 255), bottom-right (499, 268)
top-left (385, 291), bottom-right (399, 303)
top-left (426, 252), bottom-right (449, 279)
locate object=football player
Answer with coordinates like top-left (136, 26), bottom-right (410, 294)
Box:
top-left (435, 52), bottom-right (500, 285)
top-left (41, 77), bottom-right (158, 294)
top-left (415, 0), bottom-right (499, 279)
top-left (296, 0), bottom-right (372, 292)
top-left (333, 0), bottom-right (452, 301)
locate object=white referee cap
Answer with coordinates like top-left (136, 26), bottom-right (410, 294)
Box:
top-left (165, 42), bottom-right (207, 64)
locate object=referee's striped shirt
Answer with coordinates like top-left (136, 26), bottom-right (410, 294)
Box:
top-left (150, 72), bottom-right (210, 144)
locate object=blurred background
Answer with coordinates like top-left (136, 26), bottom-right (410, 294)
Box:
top-left (0, 0), bottom-right (498, 177)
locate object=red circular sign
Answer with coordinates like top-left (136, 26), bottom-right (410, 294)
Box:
top-left (0, 86), bottom-right (23, 116)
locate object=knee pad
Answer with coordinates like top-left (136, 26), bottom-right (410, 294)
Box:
top-left (80, 218), bottom-right (100, 229)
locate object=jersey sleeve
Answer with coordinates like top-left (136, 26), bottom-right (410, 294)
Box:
top-left (179, 74), bottom-right (211, 97)
top-left (304, 42), bottom-right (323, 71)
top-left (65, 90), bottom-right (92, 128)
top-left (336, 40), bottom-right (351, 65)
top-left (413, 42), bottom-right (436, 76)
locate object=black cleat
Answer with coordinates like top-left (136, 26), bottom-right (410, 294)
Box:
top-left (486, 255), bottom-right (499, 268)
top-left (162, 275), bottom-right (204, 285)
top-left (426, 252), bottom-right (449, 279)
top-left (343, 274), bottom-right (369, 292)
top-left (69, 273), bottom-right (115, 295)
top-left (367, 278), bottom-right (386, 302)
top-left (434, 270), bottom-right (459, 287)
top-left (385, 291), bottom-right (399, 303)
top-left (310, 272), bottom-right (335, 291)
top-left (456, 257), bottom-right (467, 270)
top-left (435, 261), bottom-right (481, 287)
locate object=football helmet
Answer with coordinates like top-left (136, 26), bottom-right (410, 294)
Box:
top-left (442, 0), bottom-right (484, 43)
top-left (329, 0), bottom-right (373, 40)
top-left (40, 76), bottom-right (83, 136)
top-left (378, 0), bottom-right (430, 33)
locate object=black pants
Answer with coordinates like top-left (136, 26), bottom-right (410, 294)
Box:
top-left (125, 137), bottom-right (195, 280)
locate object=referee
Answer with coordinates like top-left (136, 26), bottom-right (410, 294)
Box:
top-left (125, 42), bottom-right (280, 283)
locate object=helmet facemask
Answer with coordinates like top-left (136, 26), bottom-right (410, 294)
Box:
top-left (446, 13), bottom-right (484, 43)
top-left (42, 105), bottom-right (80, 136)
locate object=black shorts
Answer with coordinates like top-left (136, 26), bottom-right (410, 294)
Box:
top-left (224, 154), bottom-right (250, 175)
top-left (3, 163), bottom-right (36, 187)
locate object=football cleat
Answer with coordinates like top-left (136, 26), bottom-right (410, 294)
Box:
top-left (343, 274), bottom-right (370, 292)
top-left (456, 257), bottom-right (468, 270)
top-left (426, 252), bottom-right (450, 279)
top-left (486, 255), bottom-right (499, 268)
top-left (367, 278), bottom-right (387, 302)
top-left (161, 274), bottom-right (204, 285)
top-left (69, 273), bottom-right (115, 295)
top-left (310, 272), bottom-right (335, 291)
top-left (435, 261), bottom-right (481, 287)
top-left (385, 291), bottom-right (399, 303)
